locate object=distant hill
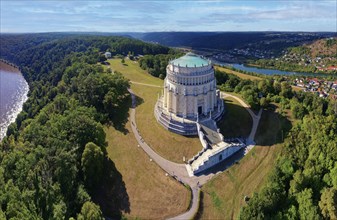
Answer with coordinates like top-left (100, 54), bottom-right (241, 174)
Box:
top-left (306, 38), bottom-right (337, 58)
top-left (137, 32), bottom-right (337, 56)
top-left (253, 37), bottom-right (337, 73)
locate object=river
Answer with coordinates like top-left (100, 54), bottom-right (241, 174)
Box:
top-left (0, 62), bottom-right (29, 140)
top-left (212, 59), bottom-right (330, 77)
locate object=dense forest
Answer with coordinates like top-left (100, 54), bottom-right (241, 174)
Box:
top-left (240, 111), bottom-right (337, 219)
top-left (0, 34), bottom-right (170, 219)
top-left (214, 68), bottom-right (337, 219)
top-left (138, 52), bottom-right (183, 79)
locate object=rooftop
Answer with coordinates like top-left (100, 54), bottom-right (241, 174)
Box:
top-left (170, 52), bottom-right (210, 68)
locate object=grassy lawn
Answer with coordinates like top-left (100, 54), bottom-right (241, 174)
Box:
top-left (255, 107), bottom-right (292, 146)
top-left (215, 66), bottom-right (262, 81)
top-left (107, 58), bottom-right (162, 86)
top-left (255, 110), bottom-right (281, 146)
top-left (215, 65), bottom-right (302, 93)
top-left (218, 97), bottom-right (253, 138)
top-left (198, 107), bottom-right (287, 219)
top-left (291, 85), bottom-right (304, 92)
top-left (198, 101), bottom-right (294, 219)
top-left (132, 84), bottom-right (202, 163)
top-left (105, 118), bottom-right (191, 219)
top-left (106, 58), bottom-right (202, 163)
top-left (199, 144), bottom-right (281, 220)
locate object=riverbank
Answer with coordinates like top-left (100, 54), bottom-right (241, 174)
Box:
top-left (213, 60), bottom-right (337, 78)
top-left (0, 61), bottom-right (29, 141)
top-left (0, 60), bottom-right (20, 73)
top-left (246, 62), bottom-right (337, 75)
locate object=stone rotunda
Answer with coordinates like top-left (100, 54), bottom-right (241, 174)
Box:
top-left (155, 53), bottom-right (245, 175)
top-left (155, 53), bottom-right (225, 135)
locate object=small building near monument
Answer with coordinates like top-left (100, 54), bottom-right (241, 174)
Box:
top-left (104, 52), bottom-right (112, 59)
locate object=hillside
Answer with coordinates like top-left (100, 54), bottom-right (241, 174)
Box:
top-left (212, 68), bottom-right (337, 220)
top-left (139, 32), bottom-right (336, 57)
top-left (252, 37), bottom-right (337, 73)
top-left (308, 38), bottom-right (337, 57)
top-left (0, 34), bottom-right (177, 219)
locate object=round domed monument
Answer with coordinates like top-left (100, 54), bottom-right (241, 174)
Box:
top-left (155, 53), bottom-right (224, 136)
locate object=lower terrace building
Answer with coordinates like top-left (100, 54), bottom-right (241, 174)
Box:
top-left (155, 53), bottom-right (245, 175)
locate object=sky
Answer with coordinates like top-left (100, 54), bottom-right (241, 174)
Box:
top-left (1, 0), bottom-right (336, 33)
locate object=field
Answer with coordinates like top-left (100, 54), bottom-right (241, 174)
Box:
top-left (215, 66), bottom-right (262, 81)
top-left (104, 122), bottom-right (191, 219)
top-left (215, 65), bottom-right (303, 94)
top-left (108, 59), bottom-right (162, 86)
top-left (198, 144), bottom-right (281, 220)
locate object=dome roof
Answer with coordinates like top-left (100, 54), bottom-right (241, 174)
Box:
top-left (170, 53), bottom-right (210, 68)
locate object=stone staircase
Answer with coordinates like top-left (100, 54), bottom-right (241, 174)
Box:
top-left (186, 119), bottom-right (245, 176)
top-left (155, 107), bottom-right (198, 135)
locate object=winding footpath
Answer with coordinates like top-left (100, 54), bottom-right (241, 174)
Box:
top-left (127, 86), bottom-right (262, 219)
top-left (220, 92), bottom-right (263, 145)
top-left (129, 81), bottom-right (163, 88)
top-left (128, 88), bottom-right (203, 219)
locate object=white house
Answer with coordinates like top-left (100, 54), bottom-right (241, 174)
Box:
top-left (104, 52), bottom-right (112, 59)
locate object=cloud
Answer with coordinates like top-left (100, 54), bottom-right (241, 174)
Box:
top-left (0, 0), bottom-right (336, 32)
top-left (207, 2), bottom-right (336, 22)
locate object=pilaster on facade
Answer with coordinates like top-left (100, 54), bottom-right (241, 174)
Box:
top-left (154, 53), bottom-right (245, 175)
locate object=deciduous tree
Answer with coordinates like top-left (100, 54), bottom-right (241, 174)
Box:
top-left (81, 142), bottom-right (104, 189)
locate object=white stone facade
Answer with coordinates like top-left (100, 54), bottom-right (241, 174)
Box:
top-left (155, 53), bottom-right (225, 136)
top-left (155, 53), bottom-right (245, 175)
top-left (163, 60), bottom-right (217, 118)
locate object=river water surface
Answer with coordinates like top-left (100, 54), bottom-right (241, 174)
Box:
top-left (0, 62), bottom-right (29, 140)
top-left (212, 59), bottom-right (329, 77)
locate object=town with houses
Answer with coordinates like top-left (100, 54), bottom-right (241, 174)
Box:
top-left (293, 77), bottom-right (337, 99)
top-left (213, 47), bottom-right (275, 62)
top-left (207, 37), bottom-right (337, 74)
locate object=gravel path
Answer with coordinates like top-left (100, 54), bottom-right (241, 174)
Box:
top-left (130, 81), bottom-right (163, 88)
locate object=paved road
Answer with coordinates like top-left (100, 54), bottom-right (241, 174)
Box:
top-left (129, 88), bottom-right (204, 219)
top-left (167, 186), bottom-right (200, 220)
top-left (127, 88), bottom-right (262, 219)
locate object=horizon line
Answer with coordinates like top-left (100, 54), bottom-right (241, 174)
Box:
top-left (1, 30), bottom-right (337, 34)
